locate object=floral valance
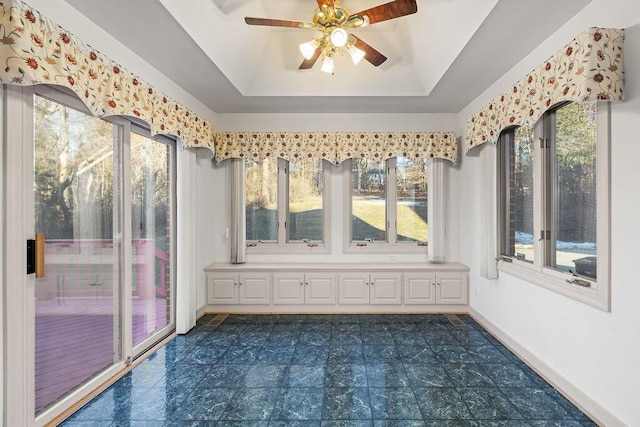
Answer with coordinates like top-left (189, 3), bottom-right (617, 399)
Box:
top-left (214, 131), bottom-right (458, 164)
top-left (0, 0), bottom-right (216, 157)
top-left (465, 27), bottom-right (624, 152)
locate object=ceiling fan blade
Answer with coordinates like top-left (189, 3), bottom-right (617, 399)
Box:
top-left (352, 35), bottom-right (387, 66)
top-left (245, 17), bottom-right (310, 28)
top-left (299, 47), bottom-right (322, 70)
top-left (353, 0), bottom-right (417, 25)
top-left (317, 0), bottom-right (335, 11)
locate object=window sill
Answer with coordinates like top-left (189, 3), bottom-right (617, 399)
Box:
top-left (247, 243), bottom-right (331, 255)
top-left (497, 259), bottom-right (609, 311)
top-left (344, 243), bottom-right (428, 255)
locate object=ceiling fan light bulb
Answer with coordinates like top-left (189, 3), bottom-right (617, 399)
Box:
top-left (348, 45), bottom-right (365, 65)
top-left (330, 28), bottom-right (348, 47)
top-left (299, 40), bottom-right (319, 60)
top-left (321, 56), bottom-right (335, 74)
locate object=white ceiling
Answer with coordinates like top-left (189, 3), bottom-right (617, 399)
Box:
top-left (63, 0), bottom-right (592, 114)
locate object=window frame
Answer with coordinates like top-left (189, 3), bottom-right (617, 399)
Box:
top-left (343, 157), bottom-right (430, 254)
top-left (245, 157), bottom-right (332, 254)
top-left (497, 101), bottom-right (610, 311)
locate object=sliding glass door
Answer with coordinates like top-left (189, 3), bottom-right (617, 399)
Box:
top-left (31, 89), bottom-right (175, 416)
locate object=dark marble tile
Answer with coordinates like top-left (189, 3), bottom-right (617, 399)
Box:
top-left (105, 421), bottom-right (163, 427)
top-left (424, 421), bottom-right (478, 427)
top-left (443, 363), bottom-right (495, 387)
top-left (182, 345), bottom-right (228, 365)
top-left (299, 332), bottom-right (332, 346)
top-left (292, 344), bottom-right (330, 365)
top-left (255, 345), bottom-right (296, 365)
top-left (360, 323), bottom-right (392, 332)
top-left (146, 345), bottom-right (193, 364)
top-left (219, 388), bottom-right (278, 421)
top-left (404, 363), bottom-right (452, 387)
top-left (321, 421), bottom-right (373, 427)
top-left (363, 345), bottom-right (400, 363)
top-left (239, 332), bottom-right (271, 347)
top-left (216, 422), bottom-right (270, 427)
top-left (541, 387), bottom-right (592, 421)
top-left (265, 331), bottom-right (300, 347)
top-left (169, 388), bottom-right (236, 421)
top-left (303, 323), bottom-right (334, 332)
top-left (244, 365), bottom-right (288, 388)
top-left (216, 324), bottom-right (249, 333)
top-left (327, 345), bottom-right (365, 364)
top-left (218, 346), bottom-right (263, 364)
top-left (366, 364), bottom-right (410, 388)
top-left (270, 421), bottom-right (321, 427)
top-left (431, 345), bottom-right (476, 364)
top-left (361, 331), bottom-right (394, 345)
top-left (161, 363), bottom-right (211, 389)
top-left (60, 422), bottom-right (113, 427)
top-left (272, 323), bottom-right (305, 332)
top-left (449, 329), bottom-right (491, 346)
top-left (422, 331), bottom-right (459, 346)
top-left (271, 388), bottom-right (324, 420)
top-left (65, 387), bottom-right (136, 421)
top-left (396, 345), bottom-right (436, 364)
top-left (333, 323), bottom-right (362, 333)
top-left (118, 362), bottom-right (168, 388)
top-left (412, 387), bottom-right (473, 420)
top-left (277, 314), bottom-right (309, 324)
top-left (457, 388), bottom-right (523, 420)
top-left (304, 315), bottom-right (334, 325)
top-left (122, 387), bottom-right (190, 421)
top-left (474, 422), bottom-right (530, 427)
top-left (504, 388), bottom-right (573, 420)
top-left (529, 421), bottom-right (586, 427)
top-left (392, 332), bottom-right (427, 346)
top-left (199, 365), bottom-right (252, 388)
top-left (285, 365), bottom-right (326, 387)
top-left (333, 314), bottom-right (361, 324)
top-left (374, 421), bottom-right (426, 427)
top-left (326, 364), bottom-right (368, 387)
top-left (480, 364), bottom-right (536, 387)
top-left (244, 323), bottom-right (275, 332)
top-left (331, 331), bottom-right (363, 345)
top-left (369, 388), bottom-right (422, 420)
top-left (323, 387), bottom-right (372, 420)
top-left (387, 323), bottom-right (419, 332)
top-left (168, 333), bottom-right (207, 347)
top-left (199, 332), bottom-right (240, 347)
top-left (467, 344), bottom-right (510, 364)
top-left (164, 421), bottom-right (216, 427)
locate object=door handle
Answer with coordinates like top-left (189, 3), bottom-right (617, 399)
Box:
top-left (35, 232), bottom-right (45, 278)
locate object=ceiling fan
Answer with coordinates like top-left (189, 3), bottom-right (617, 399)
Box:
top-left (245, 0), bottom-right (418, 74)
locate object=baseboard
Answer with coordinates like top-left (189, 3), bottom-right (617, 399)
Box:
top-left (469, 307), bottom-right (626, 427)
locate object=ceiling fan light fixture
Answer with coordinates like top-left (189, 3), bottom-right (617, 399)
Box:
top-left (347, 44), bottom-right (365, 65)
top-left (330, 27), bottom-right (348, 47)
top-left (299, 39), bottom-right (320, 60)
top-left (320, 55), bottom-right (335, 74)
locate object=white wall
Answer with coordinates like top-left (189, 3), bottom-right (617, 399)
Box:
top-left (455, 0), bottom-right (640, 425)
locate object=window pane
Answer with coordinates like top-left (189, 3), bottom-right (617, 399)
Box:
top-left (246, 158), bottom-right (277, 241)
top-left (352, 159), bottom-right (386, 242)
top-left (397, 157), bottom-right (428, 242)
top-left (131, 133), bottom-right (172, 348)
top-left (550, 102), bottom-right (597, 278)
top-left (288, 159), bottom-right (323, 242)
top-left (500, 127), bottom-right (535, 262)
top-left (34, 95), bottom-right (118, 412)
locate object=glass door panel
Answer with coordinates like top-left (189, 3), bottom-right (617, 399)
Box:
top-left (130, 133), bottom-right (172, 348)
top-left (34, 95), bottom-right (120, 413)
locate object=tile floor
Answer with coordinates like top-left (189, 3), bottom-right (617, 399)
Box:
top-left (61, 314), bottom-right (596, 426)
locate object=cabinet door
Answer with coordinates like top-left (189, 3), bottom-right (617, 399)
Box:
top-left (239, 273), bottom-right (271, 305)
top-left (305, 273), bottom-right (336, 305)
top-left (207, 273), bottom-right (238, 304)
top-left (437, 274), bottom-right (468, 305)
top-left (338, 273), bottom-right (369, 304)
top-left (370, 273), bottom-right (402, 305)
top-left (404, 273), bottom-right (436, 304)
top-left (273, 273), bottom-right (305, 305)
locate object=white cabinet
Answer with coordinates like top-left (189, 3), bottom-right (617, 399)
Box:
top-left (338, 272), bottom-right (402, 305)
top-left (404, 272), bottom-right (467, 305)
top-left (273, 272), bottom-right (336, 305)
top-left (207, 272), bottom-right (270, 305)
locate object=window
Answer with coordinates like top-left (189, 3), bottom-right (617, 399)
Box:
top-left (245, 158), bottom-right (330, 251)
top-left (498, 101), bottom-right (610, 310)
top-left (345, 157), bottom-right (428, 253)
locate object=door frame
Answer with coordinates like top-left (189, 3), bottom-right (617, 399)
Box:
top-left (3, 84), bottom-right (181, 426)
